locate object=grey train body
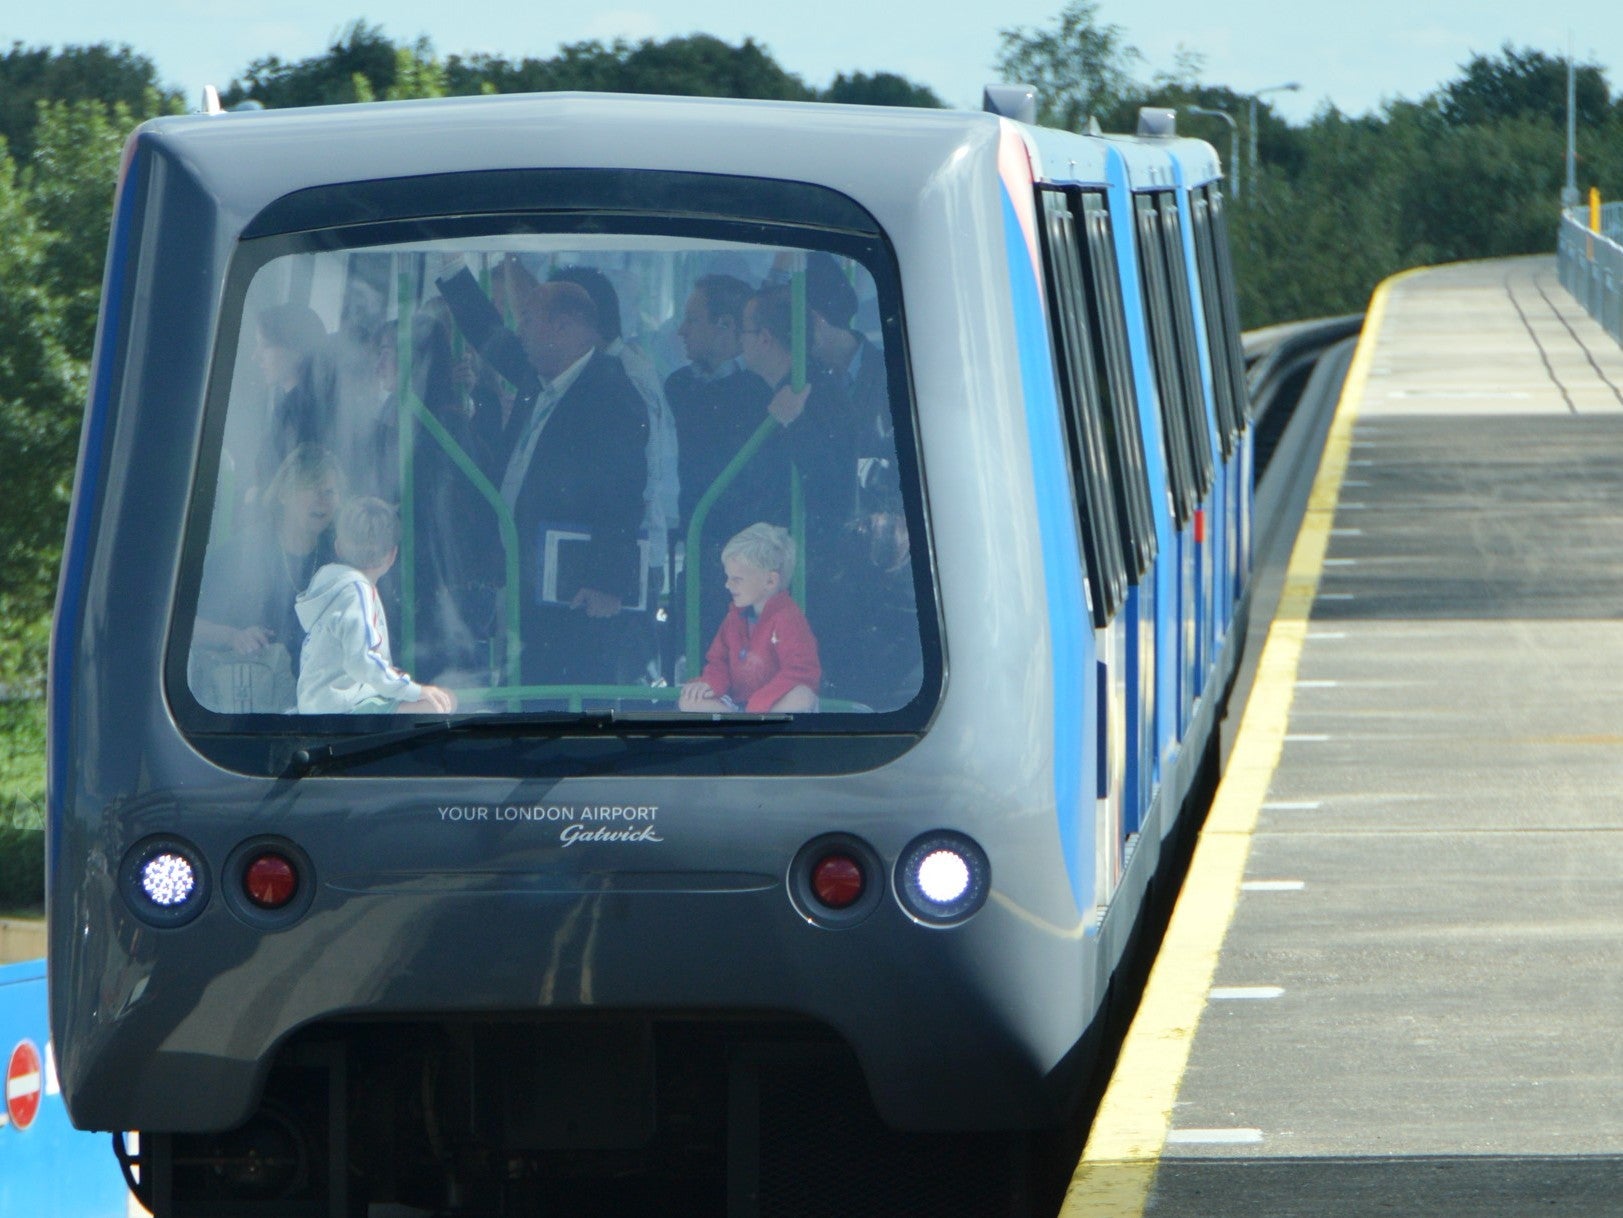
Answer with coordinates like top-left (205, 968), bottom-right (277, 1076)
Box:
top-left (49, 92), bottom-right (1250, 1213)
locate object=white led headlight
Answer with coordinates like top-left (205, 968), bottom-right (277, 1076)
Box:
top-left (121, 837), bottom-right (210, 927)
top-left (139, 852), bottom-right (197, 906)
top-left (895, 832), bottom-right (989, 925)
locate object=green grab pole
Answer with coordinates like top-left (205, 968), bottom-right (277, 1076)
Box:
top-left (790, 465), bottom-right (805, 607)
top-left (450, 683), bottom-right (861, 713)
top-left (681, 266), bottom-right (813, 668)
top-left (396, 271), bottom-right (418, 671)
top-left (789, 267), bottom-right (808, 605)
top-left (790, 268), bottom-right (807, 393)
top-left (683, 417), bottom-right (780, 665)
top-left (403, 393), bottom-right (524, 697)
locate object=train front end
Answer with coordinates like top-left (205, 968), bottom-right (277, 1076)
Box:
top-left (49, 95), bottom-right (1121, 1214)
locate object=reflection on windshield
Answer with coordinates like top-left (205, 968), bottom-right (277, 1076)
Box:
top-left (186, 235), bottom-right (925, 722)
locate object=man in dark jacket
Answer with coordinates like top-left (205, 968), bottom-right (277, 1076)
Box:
top-left (499, 277), bottom-right (650, 690)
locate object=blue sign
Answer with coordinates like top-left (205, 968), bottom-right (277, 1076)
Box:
top-left (0, 960), bottom-right (133, 1217)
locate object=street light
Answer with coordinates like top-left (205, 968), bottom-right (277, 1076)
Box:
top-left (1248, 82), bottom-right (1300, 198)
top-left (1187, 105), bottom-right (1240, 199)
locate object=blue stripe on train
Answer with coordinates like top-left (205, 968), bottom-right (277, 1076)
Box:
top-left (1001, 186), bottom-right (1093, 915)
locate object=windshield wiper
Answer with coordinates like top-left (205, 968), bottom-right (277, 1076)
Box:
top-left (282, 708), bottom-right (792, 778)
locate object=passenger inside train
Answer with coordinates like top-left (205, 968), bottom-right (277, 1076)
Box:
top-left (679, 522), bottom-right (820, 714)
top-left (182, 237), bottom-right (927, 717)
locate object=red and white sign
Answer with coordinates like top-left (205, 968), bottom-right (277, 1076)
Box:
top-left (6, 1039), bottom-right (42, 1130)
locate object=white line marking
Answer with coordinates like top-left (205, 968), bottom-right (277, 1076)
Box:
top-left (1324, 559), bottom-right (1359, 566)
top-left (1338, 502), bottom-right (1368, 510)
top-left (1210, 986), bottom-right (1285, 1000)
top-left (1242, 880), bottom-right (1306, 892)
top-left (1166, 1128), bottom-right (1264, 1145)
top-left (1262, 801), bottom-right (1322, 811)
top-left (1307, 631), bottom-right (1347, 639)
top-left (1285, 734), bottom-right (1331, 742)
top-left (1330, 527), bottom-right (1364, 535)
top-left (1389, 389), bottom-right (1531, 399)
top-left (1295, 680), bottom-right (1339, 688)
top-left (1317, 593), bottom-right (1356, 600)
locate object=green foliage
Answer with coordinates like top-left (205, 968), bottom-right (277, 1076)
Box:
top-left (1439, 44), bottom-right (1610, 128)
top-left (0, 827), bottom-right (44, 912)
top-left (0, 699), bottom-right (46, 832)
top-left (0, 137), bottom-right (80, 690)
top-left (821, 72), bottom-right (944, 109)
top-left (444, 34), bottom-right (818, 102)
top-left (0, 41), bottom-right (181, 162)
top-left (386, 38), bottom-right (449, 101)
top-left (994, 0), bottom-right (1141, 131)
top-left (0, 98), bottom-right (130, 690)
top-left (0, 691), bottom-right (46, 915)
top-left (223, 20), bottom-right (400, 109)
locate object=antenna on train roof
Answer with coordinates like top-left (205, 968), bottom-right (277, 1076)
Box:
top-left (1137, 107), bottom-right (1177, 138)
top-left (982, 84), bottom-right (1037, 124)
top-left (200, 85), bottom-right (224, 116)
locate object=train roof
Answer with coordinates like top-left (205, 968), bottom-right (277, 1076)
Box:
top-left (129, 92), bottom-right (1017, 238)
top-left (127, 92), bottom-right (1223, 239)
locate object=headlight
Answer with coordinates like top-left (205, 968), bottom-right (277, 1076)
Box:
top-left (120, 836), bottom-right (211, 927)
top-left (895, 832), bottom-right (990, 925)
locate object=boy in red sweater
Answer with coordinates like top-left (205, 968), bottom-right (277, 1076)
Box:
top-left (679, 523), bottom-right (820, 713)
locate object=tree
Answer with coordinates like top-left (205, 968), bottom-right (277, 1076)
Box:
top-left (1439, 44), bottom-right (1609, 129)
top-left (222, 21), bottom-right (400, 109)
top-left (822, 72), bottom-right (944, 109)
top-left (0, 42), bottom-right (180, 162)
top-left (993, 0), bottom-right (1141, 132)
top-left (446, 35), bottom-right (816, 102)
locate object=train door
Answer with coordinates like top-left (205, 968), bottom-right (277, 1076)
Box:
top-left (1150, 192), bottom-right (1219, 693)
top-left (1200, 184), bottom-right (1255, 598)
top-left (1133, 193), bottom-right (1208, 741)
top-left (1073, 190), bottom-right (1159, 838)
top-left (1035, 187), bottom-right (1148, 907)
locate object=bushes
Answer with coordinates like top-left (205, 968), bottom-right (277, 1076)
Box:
top-left (0, 825), bottom-right (44, 912)
top-left (0, 697), bottom-right (45, 913)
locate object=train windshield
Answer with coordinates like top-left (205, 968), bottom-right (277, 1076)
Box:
top-left (177, 227), bottom-right (930, 729)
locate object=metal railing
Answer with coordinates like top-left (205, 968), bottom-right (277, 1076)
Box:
top-left (1557, 202), bottom-right (1623, 346)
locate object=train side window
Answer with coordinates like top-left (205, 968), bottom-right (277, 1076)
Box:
top-left (1037, 189), bottom-right (1127, 627)
top-left (1204, 186), bottom-right (1253, 424)
top-left (1153, 193), bottom-right (1216, 499)
top-left (1077, 191), bottom-right (1157, 580)
top-left (1133, 195), bottom-right (1198, 528)
top-left (1189, 190), bottom-right (1240, 459)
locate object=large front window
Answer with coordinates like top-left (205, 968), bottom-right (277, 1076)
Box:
top-left (177, 219), bottom-right (931, 730)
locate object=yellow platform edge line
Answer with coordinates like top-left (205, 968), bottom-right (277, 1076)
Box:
top-left (1059, 266), bottom-right (1427, 1217)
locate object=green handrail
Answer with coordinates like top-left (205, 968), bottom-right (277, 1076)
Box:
top-left (395, 268), bottom-right (524, 696)
top-left (683, 415), bottom-right (780, 664)
top-left (681, 267), bottom-right (812, 663)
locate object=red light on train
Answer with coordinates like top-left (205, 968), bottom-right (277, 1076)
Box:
top-left (811, 853), bottom-right (865, 910)
top-left (243, 853), bottom-right (298, 910)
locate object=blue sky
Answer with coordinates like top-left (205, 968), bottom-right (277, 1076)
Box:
top-left (5, 1), bottom-right (1619, 125)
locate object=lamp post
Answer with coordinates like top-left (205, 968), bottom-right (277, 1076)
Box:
top-left (1187, 105), bottom-right (1240, 199)
top-left (1562, 51), bottom-right (1579, 209)
top-left (1248, 82), bottom-right (1300, 197)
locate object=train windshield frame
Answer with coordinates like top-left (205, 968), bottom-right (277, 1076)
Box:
top-left (165, 170), bottom-right (941, 774)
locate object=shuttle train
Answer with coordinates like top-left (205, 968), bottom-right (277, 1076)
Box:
top-left (49, 88), bottom-right (1253, 1215)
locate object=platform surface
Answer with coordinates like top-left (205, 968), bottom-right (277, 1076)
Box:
top-left (1067, 255), bottom-right (1623, 1217)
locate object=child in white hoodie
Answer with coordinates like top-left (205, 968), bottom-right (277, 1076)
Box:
top-left (295, 497), bottom-right (457, 714)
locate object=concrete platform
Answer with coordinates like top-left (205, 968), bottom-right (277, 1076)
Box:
top-left (1066, 256), bottom-right (1623, 1216)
